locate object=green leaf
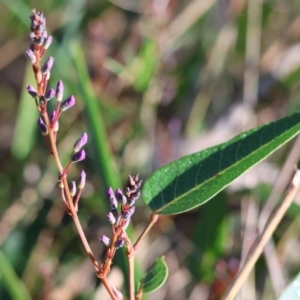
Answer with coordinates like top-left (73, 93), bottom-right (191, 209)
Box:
top-left (143, 111), bottom-right (300, 215)
top-left (0, 249), bottom-right (32, 300)
top-left (138, 256), bottom-right (168, 294)
top-left (278, 270), bottom-right (300, 300)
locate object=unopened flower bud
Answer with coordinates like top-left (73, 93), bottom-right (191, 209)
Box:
top-left (100, 235), bottom-right (110, 247)
top-left (43, 35), bottom-right (52, 49)
top-left (26, 85), bottom-right (38, 98)
top-left (73, 132), bottom-right (88, 153)
top-left (42, 56), bottom-right (54, 74)
top-left (45, 88), bottom-right (55, 101)
top-left (122, 207), bottom-right (135, 220)
top-left (50, 111), bottom-right (59, 131)
top-left (78, 170), bottom-right (86, 190)
top-left (114, 239), bottom-right (125, 249)
top-left (37, 117), bottom-right (48, 135)
top-left (69, 181), bottom-right (76, 197)
top-left (61, 95), bottom-right (75, 111)
top-left (107, 187), bottom-right (118, 208)
top-left (26, 49), bottom-right (36, 64)
top-left (107, 212), bottom-right (116, 224)
top-left (55, 80), bottom-right (64, 102)
top-left (115, 188), bottom-right (127, 205)
top-left (71, 149), bottom-right (86, 163)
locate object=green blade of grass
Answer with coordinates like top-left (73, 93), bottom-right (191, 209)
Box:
top-left (11, 63), bottom-right (38, 161)
top-left (0, 249), bottom-right (32, 300)
top-left (69, 40), bottom-right (121, 190)
top-left (69, 41), bottom-right (144, 291)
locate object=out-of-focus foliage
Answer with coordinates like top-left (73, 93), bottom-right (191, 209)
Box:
top-left (1, 0), bottom-right (300, 299)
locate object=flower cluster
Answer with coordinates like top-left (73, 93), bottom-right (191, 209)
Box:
top-left (100, 175), bottom-right (142, 248)
top-left (26, 9), bottom-right (87, 213)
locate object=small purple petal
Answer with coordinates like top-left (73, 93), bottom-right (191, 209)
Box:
top-left (115, 188), bottom-right (127, 205)
top-left (26, 49), bottom-right (36, 64)
top-left (61, 95), bottom-right (75, 111)
top-left (71, 149), bottom-right (86, 163)
top-left (73, 132), bottom-right (88, 153)
top-left (43, 35), bottom-right (52, 49)
top-left (37, 117), bottom-right (48, 135)
top-left (26, 85), bottom-right (38, 98)
top-left (122, 207), bottom-right (135, 220)
top-left (100, 235), bottom-right (110, 247)
top-left (114, 239), bottom-right (125, 249)
top-left (107, 187), bottom-right (118, 208)
top-left (78, 170), bottom-right (86, 190)
top-left (45, 88), bottom-right (55, 101)
top-left (55, 80), bottom-right (64, 102)
top-left (41, 56), bottom-right (54, 73)
top-left (107, 212), bottom-right (116, 224)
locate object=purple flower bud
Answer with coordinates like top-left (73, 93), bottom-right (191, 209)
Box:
top-left (26, 49), bottom-right (36, 64)
top-left (37, 117), bottom-right (48, 135)
top-left (107, 187), bottom-right (118, 208)
top-left (71, 149), bottom-right (86, 163)
top-left (73, 132), bottom-right (88, 153)
top-left (41, 56), bottom-right (54, 74)
top-left (128, 191), bottom-right (140, 206)
top-left (55, 80), bottom-right (64, 102)
top-left (43, 35), bottom-right (52, 49)
top-left (29, 32), bottom-right (36, 41)
top-left (100, 235), bottom-right (110, 247)
top-left (107, 212), bottom-right (116, 224)
top-left (50, 111), bottom-right (59, 131)
top-left (115, 188), bottom-right (127, 205)
top-left (114, 239), bottom-right (125, 249)
top-left (45, 88), bottom-right (55, 101)
top-left (122, 207), bottom-right (135, 220)
top-left (61, 95), bottom-right (75, 111)
top-left (26, 85), bottom-right (38, 98)
top-left (69, 181), bottom-right (76, 197)
top-left (78, 170), bottom-right (86, 190)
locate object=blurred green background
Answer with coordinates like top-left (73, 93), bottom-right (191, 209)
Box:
top-left (1, 0), bottom-right (300, 299)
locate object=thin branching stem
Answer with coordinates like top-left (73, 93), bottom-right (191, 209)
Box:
top-left (222, 169), bottom-right (300, 300)
top-left (133, 213), bottom-right (159, 250)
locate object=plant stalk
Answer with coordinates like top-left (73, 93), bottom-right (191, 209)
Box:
top-left (222, 169), bottom-right (300, 300)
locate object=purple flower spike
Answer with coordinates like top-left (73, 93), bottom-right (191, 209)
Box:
top-left (100, 235), bottom-right (110, 247)
top-left (71, 149), bottom-right (86, 163)
top-left (78, 170), bottom-right (86, 190)
top-left (42, 56), bottom-right (54, 74)
top-left (115, 188), bottom-right (127, 205)
top-left (61, 95), bottom-right (75, 111)
top-left (107, 212), bottom-right (116, 224)
top-left (43, 35), bottom-right (52, 49)
top-left (37, 117), bottom-right (48, 135)
top-left (107, 187), bottom-right (118, 208)
top-left (50, 111), bottom-right (59, 131)
top-left (26, 49), bottom-right (36, 64)
top-left (45, 88), bottom-right (55, 101)
top-left (55, 80), bottom-right (64, 102)
top-left (114, 239), bottom-right (125, 249)
top-left (122, 207), bottom-right (135, 220)
top-left (26, 85), bottom-right (38, 98)
top-left (73, 132), bottom-right (88, 153)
